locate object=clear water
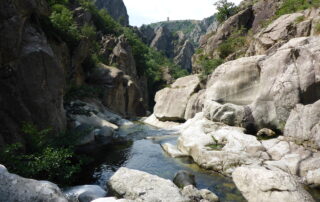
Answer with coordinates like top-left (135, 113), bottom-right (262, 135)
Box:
top-left (76, 122), bottom-right (320, 202)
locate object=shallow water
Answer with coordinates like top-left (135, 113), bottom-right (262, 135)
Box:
top-left (77, 122), bottom-right (320, 202)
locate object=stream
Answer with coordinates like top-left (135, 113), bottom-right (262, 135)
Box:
top-left (76, 122), bottom-right (320, 202)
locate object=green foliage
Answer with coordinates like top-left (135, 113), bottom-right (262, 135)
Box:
top-left (314, 22), bottom-right (320, 34)
top-left (148, 20), bottom-right (198, 36)
top-left (214, 0), bottom-right (238, 23)
top-left (49, 4), bottom-right (80, 40)
top-left (47, 0), bottom-right (68, 6)
top-left (295, 15), bottom-right (305, 23)
top-left (0, 123), bottom-right (86, 185)
top-left (276, 0), bottom-right (320, 16)
top-left (81, 23), bottom-right (96, 39)
top-left (64, 84), bottom-right (104, 102)
top-left (218, 28), bottom-right (247, 59)
top-left (199, 56), bottom-right (224, 76)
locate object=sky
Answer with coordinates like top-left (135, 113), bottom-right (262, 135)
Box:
top-left (123, 0), bottom-right (242, 27)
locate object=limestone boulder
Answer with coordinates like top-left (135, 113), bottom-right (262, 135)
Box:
top-left (0, 165), bottom-right (67, 202)
top-left (177, 113), bottom-right (266, 175)
top-left (251, 37), bottom-right (320, 131)
top-left (108, 167), bottom-right (219, 202)
top-left (184, 89), bottom-right (205, 120)
top-left (154, 75), bottom-right (201, 121)
top-left (284, 100), bottom-right (320, 150)
top-left (232, 166), bottom-right (315, 202)
top-left (206, 55), bottom-right (264, 105)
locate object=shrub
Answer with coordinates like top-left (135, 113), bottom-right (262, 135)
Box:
top-left (0, 123), bottom-right (86, 185)
top-left (314, 22), bottom-right (320, 35)
top-left (49, 4), bottom-right (80, 40)
top-left (199, 56), bottom-right (224, 76)
top-left (81, 23), bottom-right (96, 39)
top-left (214, 0), bottom-right (238, 23)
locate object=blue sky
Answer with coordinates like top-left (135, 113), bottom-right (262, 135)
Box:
top-left (123, 0), bottom-right (242, 26)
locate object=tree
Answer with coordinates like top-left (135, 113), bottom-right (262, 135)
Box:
top-left (214, 0), bottom-right (237, 23)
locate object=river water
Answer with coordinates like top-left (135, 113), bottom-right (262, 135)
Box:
top-left (77, 122), bottom-right (320, 202)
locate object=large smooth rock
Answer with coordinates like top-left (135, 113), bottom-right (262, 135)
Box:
top-left (0, 164), bottom-right (67, 202)
top-left (64, 185), bottom-right (106, 202)
top-left (108, 167), bottom-right (219, 202)
top-left (154, 75), bottom-right (201, 121)
top-left (284, 100), bottom-right (320, 150)
top-left (177, 113), bottom-right (266, 175)
top-left (108, 167), bottom-right (187, 202)
top-left (251, 37), bottom-right (320, 131)
top-left (232, 166), bottom-right (315, 202)
top-left (206, 55), bottom-right (264, 105)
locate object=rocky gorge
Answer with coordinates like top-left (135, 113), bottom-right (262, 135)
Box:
top-left (0, 0), bottom-right (320, 202)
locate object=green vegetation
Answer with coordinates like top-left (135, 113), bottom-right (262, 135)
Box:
top-left (148, 20), bottom-right (198, 36)
top-left (0, 123), bottom-right (87, 185)
top-left (276, 0), bottom-right (320, 16)
top-left (218, 28), bottom-right (247, 59)
top-left (261, 0), bottom-right (320, 28)
top-left (314, 22), bottom-right (320, 34)
top-left (214, 0), bottom-right (238, 23)
top-left (198, 55), bottom-right (224, 76)
top-left (64, 84), bottom-right (104, 103)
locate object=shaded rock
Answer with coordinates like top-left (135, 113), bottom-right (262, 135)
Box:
top-left (0, 0), bottom-right (66, 147)
top-left (95, 0), bottom-right (129, 26)
top-left (0, 164), bottom-right (67, 202)
top-left (150, 26), bottom-right (174, 58)
top-left (154, 75), bottom-right (201, 121)
top-left (88, 64), bottom-right (147, 117)
top-left (184, 90), bottom-right (205, 120)
top-left (256, 128), bottom-right (277, 139)
top-left (173, 170), bottom-right (196, 188)
top-left (174, 40), bottom-right (195, 72)
top-left (284, 100), bottom-right (320, 150)
top-left (64, 185), bottom-right (106, 202)
top-left (232, 166), bottom-right (315, 202)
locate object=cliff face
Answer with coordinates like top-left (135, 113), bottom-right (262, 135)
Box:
top-left (0, 0), bottom-right (66, 147)
top-left (0, 0), bottom-right (148, 148)
top-left (95, 0), bottom-right (129, 26)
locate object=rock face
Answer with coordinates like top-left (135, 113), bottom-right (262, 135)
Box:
top-left (95, 0), bottom-right (129, 26)
top-left (251, 37), bottom-right (320, 131)
top-left (202, 8), bottom-right (254, 56)
top-left (174, 40), bottom-right (195, 72)
top-left (284, 100), bottom-right (320, 150)
top-left (0, 164), bottom-right (67, 202)
top-left (150, 26), bottom-right (174, 58)
top-left (232, 166), bottom-right (315, 202)
top-left (108, 167), bottom-right (219, 202)
top-left (206, 55), bottom-right (264, 105)
top-left (247, 8), bottom-right (320, 56)
top-left (0, 0), bottom-right (66, 147)
top-left (154, 75), bottom-right (201, 121)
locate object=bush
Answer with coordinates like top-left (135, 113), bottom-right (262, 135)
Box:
top-left (277, 0), bottom-right (320, 16)
top-left (214, 0), bottom-right (238, 23)
top-left (81, 23), bottom-right (96, 39)
top-left (0, 123), bottom-right (86, 185)
top-left (49, 4), bottom-right (80, 40)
